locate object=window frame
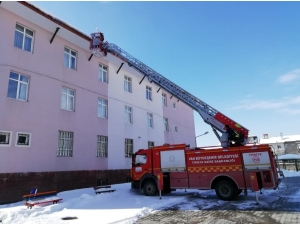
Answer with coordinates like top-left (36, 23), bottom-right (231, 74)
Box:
top-left (173, 102), bottom-right (177, 109)
top-left (163, 117), bottom-right (169, 132)
top-left (147, 112), bottom-right (153, 128)
top-left (125, 106), bottom-right (133, 124)
top-left (97, 135), bottom-right (108, 157)
top-left (64, 46), bottom-right (77, 70)
top-left (175, 126), bottom-right (179, 133)
top-left (98, 63), bottom-right (108, 83)
top-left (98, 98), bottom-right (108, 118)
top-left (146, 86), bottom-right (152, 101)
top-left (148, 141), bottom-right (154, 149)
top-left (7, 72), bottom-right (29, 101)
top-left (14, 23), bottom-right (34, 53)
top-left (124, 75), bottom-right (132, 93)
top-left (15, 132), bottom-right (31, 147)
top-left (61, 87), bottom-right (75, 111)
top-left (0, 130), bottom-right (12, 147)
top-left (162, 93), bottom-right (167, 106)
top-left (57, 130), bottom-right (73, 157)
top-left (125, 138), bottom-right (133, 158)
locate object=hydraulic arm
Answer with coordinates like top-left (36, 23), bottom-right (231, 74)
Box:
top-left (90, 32), bottom-right (249, 144)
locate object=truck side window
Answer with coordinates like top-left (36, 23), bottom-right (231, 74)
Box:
top-left (135, 154), bottom-right (147, 165)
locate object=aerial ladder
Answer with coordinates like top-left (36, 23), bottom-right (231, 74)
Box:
top-left (89, 32), bottom-right (249, 146)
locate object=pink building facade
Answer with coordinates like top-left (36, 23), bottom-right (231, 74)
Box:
top-left (0, 2), bottom-right (195, 203)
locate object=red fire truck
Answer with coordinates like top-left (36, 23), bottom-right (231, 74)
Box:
top-left (89, 32), bottom-right (281, 200)
top-left (131, 143), bottom-right (280, 201)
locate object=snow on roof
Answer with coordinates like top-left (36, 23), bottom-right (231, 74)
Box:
top-left (278, 154), bottom-right (300, 160)
top-left (259, 135), bottom-right (300, 144)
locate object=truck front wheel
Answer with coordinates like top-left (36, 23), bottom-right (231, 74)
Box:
top-left (215, 180), bottom-right (236, 201)
top-left (235, 189), bottom-right (243, 196)
top-left (143, 181), bottom-right (158, 196)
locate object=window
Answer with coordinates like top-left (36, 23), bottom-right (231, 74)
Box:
top-left (97, 135), bottom-right (108, 157)
top-left (64, 47), bottom-right (77, 70)
top-left (124, 76), bottom-right (132, 92)
top-left (175, 126), bottom-right (179, 133)
top-left (147, 112), bottom-right (153, 128)
top-left (148, 141), bottom-right (154, 149)
top-left (125, 106), bottom-right (132, 123)
top-left (125, 138), bottom-right (133, 158)
top-left (162, 93), bottom-right (167, 106)
top-left (57, 131), bottom-right (73, 157)
top-left (61, 87), bottom-right (75, 111)
top-left (14, 24), bottom-right (34, 52)
top-left (163, 118), bottom-right (169, 132)
top-left (99, 64), bottom-right (108, 83)
top-left (98, 98), bottom-right (108, 118)
top-left (16, 132), bottom-right (31, 147)
top-left (173, 102), bottom-right (176, 109)
top-left (135, 154), bottom-right (147, 164)
top-left (146, 86), bottom-right (152, 100)
top-left (0, 131), bottom-right (12, 147)
top-left (7, 72), bottom-right (29, 101)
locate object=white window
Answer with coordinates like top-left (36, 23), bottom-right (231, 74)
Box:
top-left (124, 76), bottom-right (132, 93)
top-left (99, 64), bottom-right (108, 83)
top-left (163, 118), bottom-right (169, 132)
top-left (125, 138), bottom-right (133, 158)
top-left (175, 126), bottom-right (179, 133)
top-left (146, 86), bottom-right (152, 100)
top-left (173, 102), bottom-right (176, 109)
top-left (64, 47), bottom-right (77, 70)
top-left (15, 132), bottom-right (31, 147)
top-left (98, 98), bottom-right (108, 118)
top-left (97, 135), bottom-right (108, 157)
top-left (61, 87), bottom-right (75, 111)
top-left (147, 112), bottom-right (153, 128)
top-left (148, 141), bottom-right (154, 149)
top-left (57, 131), bottom-right (73, 157)
top-left (125, 106), bottom-right (132, 123)
top-left (14, 24), bottom-right (34, 52)
top-left (0, 131), bottom-right (12, 147)
top-left (162, 93), bottom-right (167, 106)
top-left (7, 72), bottom-right (29, 101)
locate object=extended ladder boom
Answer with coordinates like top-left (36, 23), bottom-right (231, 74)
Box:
top-left (90, 32), bottom-right (249, 142)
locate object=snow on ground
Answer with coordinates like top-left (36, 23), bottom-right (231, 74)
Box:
top-left (0, 169), bottom-right (299, 224)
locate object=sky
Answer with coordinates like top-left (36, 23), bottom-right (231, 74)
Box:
top-left (28, 1), bottom-right (300, 146)
top-left (0, 169), bottom-right (299, 224)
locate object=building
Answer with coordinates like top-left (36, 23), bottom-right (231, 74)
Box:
top-left (259, 133), bottom-right (300, 156)
top-left (0, 2), bottom-right (195, 203)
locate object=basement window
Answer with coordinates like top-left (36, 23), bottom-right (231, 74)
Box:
top-left (16, 132), bottom-right (31, 147)
top-left (0, 131), bottom-right (12, 147)
top-left (97, 178), bottom-right (108, 186)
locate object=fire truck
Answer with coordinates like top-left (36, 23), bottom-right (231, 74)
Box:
top-left (89, 32), bottom-right (281, 200)
top-left (131, 143), bottom-right (279, 200)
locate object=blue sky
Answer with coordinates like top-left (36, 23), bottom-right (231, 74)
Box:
top-left (29, 1), bottom-right (300, 146)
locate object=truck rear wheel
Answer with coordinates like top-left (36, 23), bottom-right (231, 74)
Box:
top-left (215, 180), bottom-right (236, 201)
top-left (143, 181), bottom-right (158, 196)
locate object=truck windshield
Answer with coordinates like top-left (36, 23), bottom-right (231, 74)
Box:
top-left (133, 154), bottom-right (147, 166)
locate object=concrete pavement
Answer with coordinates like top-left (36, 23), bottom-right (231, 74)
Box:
top-left (135, 177), bottom-right (300, 224)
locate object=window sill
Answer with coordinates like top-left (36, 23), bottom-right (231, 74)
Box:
top-left (61, 108), bottom-right (75, 112)
top-left (7, 97), bottom-right (28, 102)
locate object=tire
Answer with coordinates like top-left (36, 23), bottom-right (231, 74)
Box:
top-left (215, 180), bottom-right (236, 201)
top-left (235, 189), bottom-right (243, 196)
top-left (143, 181), bottom-right (158, 196)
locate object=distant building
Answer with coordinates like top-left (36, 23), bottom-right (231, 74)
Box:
top-left (259, 133), bottom-right (300, 156)
top-left (0, 2), bottom-right (195, 203)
